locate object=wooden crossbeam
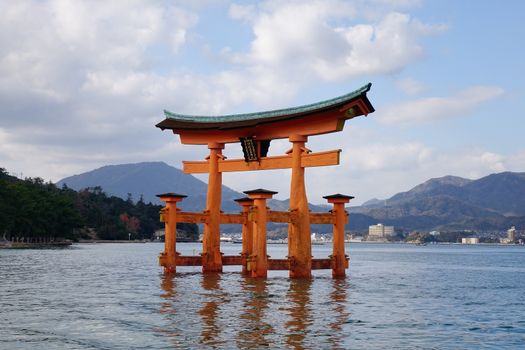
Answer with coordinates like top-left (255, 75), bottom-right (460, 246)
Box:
top-left (267, 210), bottom-right (296, 223)
top-left (268, 259), bottom-right (290, 270)
top-left (220, 213), bottom-right (245, 224)
top-left (162, 256), bottom-right (336, 269)
top-left (311, 258), bottom-right (332, 270)
top-left (178, 212), bottom-right (209, 224)
top-left (178, 212), bottom-right (246, 224)
top-left (175, 255), bottom-right (202, 266)
top-left (177, 210), bottom-right (344, 224)
top-left (183, 149), bottom-right (341, 174)
top-left (309, 212), bottom-right (335, 224)
top-left (267, 258), bottom-right (332, 270)
top-left (222, 255), bottom-right (243, 265)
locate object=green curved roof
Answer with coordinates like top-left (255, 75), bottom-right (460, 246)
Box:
top-left (157, 83), bottom-right (373, 130)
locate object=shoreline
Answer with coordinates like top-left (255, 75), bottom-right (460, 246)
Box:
top-left (2, 240), bottom-right (521, 249)
top-left (0, 241), bottom-right (72, 249)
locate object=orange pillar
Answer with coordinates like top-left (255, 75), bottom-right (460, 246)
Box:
top-left (324, 194), bottom-right (353, 278)
top-left (288, 134), bottom-right (312, 278)
top-left (203, 142), bottom-right (224, 273)
top-left (157, 193), bottom-right (187, 273)
top-left (245, 189), bottom-right (277, 278)
top-left (235, 197), bottom-right (254, 275)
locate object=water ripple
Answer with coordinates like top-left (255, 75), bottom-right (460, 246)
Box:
top-left (1, 243), bottom-right (525, 349)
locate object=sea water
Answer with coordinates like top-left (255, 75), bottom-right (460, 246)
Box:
top-left (1, 243), bottom-right (524, 349)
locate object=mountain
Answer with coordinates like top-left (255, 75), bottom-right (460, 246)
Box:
top-left (353, 172), bottom-right (525, 231)
top-left (462, 172), bottom-right (525, 216)
top-left (268, 198), bottom-right (327, 212)
top-left (57, 161), bottom-right (327, 215)
top-left (386, 176), bottom-right (472, 206)
top-left (57, 162), bottom-right (525, 232)
top-left (57, 162), bottom-right (243, 213)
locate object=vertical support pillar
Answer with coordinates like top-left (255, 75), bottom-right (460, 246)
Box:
top-left (157, 193), bottom-right (187, 273)
top-left (203, 142), bottom-right (225, 273)
top-left (245, 189), bottom-right (277, 278)
top-left (288, 134), bottom-right (312, 278)
top-left (235, 197), bottom-right (254, 275)
top-left (324, 194), bottom-right (353, 278)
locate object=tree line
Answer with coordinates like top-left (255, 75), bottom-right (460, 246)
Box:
top-left (0, 168), bottom-right (197, 242)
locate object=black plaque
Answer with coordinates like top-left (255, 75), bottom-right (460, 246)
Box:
top-left (240, 137), bottom-right (258, 162)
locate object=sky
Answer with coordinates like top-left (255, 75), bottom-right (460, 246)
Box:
top-left (1, 0), bottom-right (524, 205)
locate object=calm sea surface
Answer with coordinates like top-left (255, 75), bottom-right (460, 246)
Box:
top-left (1, 242), bottom-right (524, 349)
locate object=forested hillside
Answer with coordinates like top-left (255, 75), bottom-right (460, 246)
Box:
top-left (0, 168), bottom-right (197, 242)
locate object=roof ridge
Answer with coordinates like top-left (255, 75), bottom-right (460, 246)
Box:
top-left (163, 83), bottom-right (372, 123)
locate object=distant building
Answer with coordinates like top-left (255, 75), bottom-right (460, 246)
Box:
top-left (507, 226), bottom-right (516, 242)
top-left (429, 231), bottom-right (440, 236)
top-left (461, 237), bottom-right (479, 244)
top-left (155, 229), bottom-right (164, 241)
top-left (368, 223), bottom-right (394, 238)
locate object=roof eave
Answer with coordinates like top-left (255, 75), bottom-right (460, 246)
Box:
top-left (156, 83), bottom-right (374, 131)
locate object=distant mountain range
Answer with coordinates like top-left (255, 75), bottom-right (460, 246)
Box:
top-left (57, 162), bottom-right (525, 232)
top-left (354, 172), bottom-right (525, 231)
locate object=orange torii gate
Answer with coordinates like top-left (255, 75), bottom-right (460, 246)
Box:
top-left (156, 83), bottom-right (375, 278)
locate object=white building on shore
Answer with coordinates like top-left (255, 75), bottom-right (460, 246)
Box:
top-left (368, 223), bottom-right (394, 238)
top-left (461, 237), bottom-right (479, 244)
top-left (501, 226), bottom-right (517, 244)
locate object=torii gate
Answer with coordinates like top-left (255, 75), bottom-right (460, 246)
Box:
top-left (156, 83), bottom-right (375, 278)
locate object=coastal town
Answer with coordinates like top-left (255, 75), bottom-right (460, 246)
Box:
top-left (205, 224), bottom-right (524, 246)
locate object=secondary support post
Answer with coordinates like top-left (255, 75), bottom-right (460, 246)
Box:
top-left (288, 134), bottom-right (312, 278)
top-left (157, 193), bottom-right (187, 273)
top-left (203, 142), bottom-right (225, 273)
top-left (245, 189), bottom-right (277, 278)
top-left (235, 197), bottom-right (254, 275)
top-left (324, 194), bottom-right (353, 278)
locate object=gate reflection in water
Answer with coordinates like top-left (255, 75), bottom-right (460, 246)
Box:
top-left (159, 272), bottom-right (350, 349)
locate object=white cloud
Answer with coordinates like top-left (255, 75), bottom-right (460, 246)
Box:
top-left (436, 150), bottom-right (511, 179)
top-left (380, 85), bottom-right (505, 126)
top-left (322, 13), bottom-right (445, 79)
top-left (0, 1), bottom-right (197, 104)
top-left (306, 145), bottom-right (524, 205)
top-left (0, 0), bottom-right (519, 209)
top-left (342, 142), bottom-right (433, 172)
top-left (0, 0), bottom-right (299, 166)
top-left (226, 1), bottom-right (446, 82)
top-left (396, 77), bottom-right (426, 95)
top-left (229, 3), bottom-right (256, 21)
top-left (480, 152), bottom-right (506, 173)
top-left (0, 0), bottom-right (202, 181)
